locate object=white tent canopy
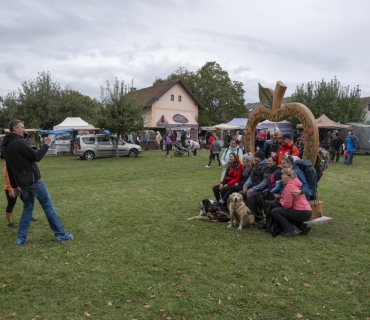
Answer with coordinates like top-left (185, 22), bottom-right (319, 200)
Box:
top-left (213, 123), bottom-right (242, 130)
top-left (53, 117), bottom-right (94, 130)
top-left (259, 119), bottom-right (293, 136)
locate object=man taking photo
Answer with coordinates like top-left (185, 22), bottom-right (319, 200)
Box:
top-left (2, 120), bottom-right (73, 245)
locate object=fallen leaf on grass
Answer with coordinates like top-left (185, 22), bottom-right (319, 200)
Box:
top-left (78, 262), bottom-right (81, 265)
top-left (151, 295), bottom-right (155, 298)
top-left (297, 313), bottom-right (303, 319)
top-left (316, 313), bottom-right (321, 316)
top-left (5, 312), bottom-right (16, 317)
top-left (307, 259), bottom-right (311, 262)
top-left (98, 290), bottom-right (103, 294)
top-left (176, 294), bottom-right (182, 298)
top-left (83, 312), bottom-right (91, 317)
top-left (188, 278), bottom-right (191, 283)
top-left (284, 276), bottom-right (288, 282)
top-left (332, 281), bottom-right (338, 284)
top-left (289, 288), bottom-right (295, 291)
top-left (155, 269), bottom-right (159, 271)
top-left (131, 304), bottom-right (136, 309)
top-left (346, 291), bottom-right (353, 295)
top-left (165, 268), bottom-right (169, 271)
top-left (356, 272), bottom-right (361, 275)
top-left (233, 284), bottom-right (237, 287)
top-left (2, 284), bottom-right (6, 288)
top-left (227, 293), bottom-right (233, 300)
top-left (239, 285), bottom-right (244, 288)
top-left (182, 317), bottom-right (187, 320)
top-left (127, 299), bottom-right (131, 302)
top-left (91, 269), bottom-right (96, 272)
top-left (107, 302), bottom-right (112, 306)
top-left (144, 304), bottom-right (150, 309)
top-left (85, 302), bottom-right (90, 306)
top-left (160, 309), bottom-right (165, 312)
top-left (304, 283), bottom-right (311, 287)
top-left (115, 305), bottom-right (121, 308)
top-left (65, 263), bottom-right (69, 265)
top-left (276, 283), bottom-right (281, 286)
top-left (206, 293), bottom-right (211, 298)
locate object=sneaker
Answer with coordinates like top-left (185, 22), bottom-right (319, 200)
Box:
top-left (7, 222), bottom-right (18, 229)
top-left (281, 229), bottom-right (299, 238)
top-left (166, 155), bottom-right (170, 158)
top-left (15, 238), bottom-right (27, 245)
top-left (31, 217), bottom-right (40, 222)
top-left (205, 165), bottom-right (210, 168)
top-left (57, 233), bottom-right (73, 242)
top-left (299, 224), bottom-right (311, 235)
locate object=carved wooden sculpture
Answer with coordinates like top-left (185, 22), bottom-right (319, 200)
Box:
top-left (244, 81), bottom-right (318, 164)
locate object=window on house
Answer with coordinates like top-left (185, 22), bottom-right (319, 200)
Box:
top-left (368, 103), bottom-right (370, 111)
top-left (178, 95), bottom-right (182, 102)
top-left (171, 95), bottom-right (174, 101)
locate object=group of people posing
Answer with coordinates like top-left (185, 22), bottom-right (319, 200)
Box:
top-left (209, 130), bottom-right (321, 238)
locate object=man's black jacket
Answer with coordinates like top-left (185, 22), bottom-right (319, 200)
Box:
top-left (2, 133), bottom-right (49, 189)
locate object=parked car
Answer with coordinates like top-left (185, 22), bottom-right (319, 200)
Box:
top-left (74, 134), bottom-right (142, 160)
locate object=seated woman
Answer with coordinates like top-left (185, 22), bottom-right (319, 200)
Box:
top-left (265, 155), bottom-right (282, 195)
top-left (271, 168), bottom-right (312, 237)
top-left (255, 130), bottom-right (270, 158)
top-left (212, 153), bottom-right (243, 205)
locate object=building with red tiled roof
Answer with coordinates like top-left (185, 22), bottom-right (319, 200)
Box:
top-left (129, 79), bottom-right (203, 127)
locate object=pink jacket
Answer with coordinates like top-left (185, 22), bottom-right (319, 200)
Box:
top-left (280, 177), bottom-right (311, 211)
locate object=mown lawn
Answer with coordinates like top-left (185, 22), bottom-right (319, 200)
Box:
top-left (0, 150), bottom-right (369, 320)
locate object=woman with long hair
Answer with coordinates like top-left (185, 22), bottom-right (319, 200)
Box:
top-left (271, 168), bottom-right (312, 237)
top-left (212, 153), bottom-right (243, 205)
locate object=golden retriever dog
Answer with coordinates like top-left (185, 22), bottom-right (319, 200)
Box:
top-left (228, 192), bottom-right (255, 230)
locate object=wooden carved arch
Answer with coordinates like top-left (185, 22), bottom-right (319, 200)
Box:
top-left (244, 81), bottom-right (319, 164)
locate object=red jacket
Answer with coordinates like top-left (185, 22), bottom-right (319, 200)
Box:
top-left (221, 163), bottom-right (243, 186)
top-left (280, 177), bottom-right (312, 211)
top-left (277, 141), bottom-right (299, 165)
top-left (209, 136), bottom-right (214, 151)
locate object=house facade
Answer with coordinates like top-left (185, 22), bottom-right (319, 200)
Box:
top-left (130, 79), bottom-right (203, 127)
top-left (360, 97), bottom-right (370, 121)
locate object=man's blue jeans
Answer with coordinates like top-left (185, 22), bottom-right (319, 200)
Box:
top-left (145, 141), bottom-right (149, 150)
top-left (18, 180), bottom-right (66, 241)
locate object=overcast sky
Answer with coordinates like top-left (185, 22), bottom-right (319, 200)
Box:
top-left (1, 0), bottom-right (369, 103)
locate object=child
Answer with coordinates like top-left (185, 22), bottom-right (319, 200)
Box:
top-left (344, 150), bottom-right (349, 163)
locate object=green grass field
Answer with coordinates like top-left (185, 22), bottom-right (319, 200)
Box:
top-left (0, 150), bottom-right (369, 320)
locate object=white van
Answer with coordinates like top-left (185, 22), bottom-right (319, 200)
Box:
top-left (74, 134), bottom-right (142, 160)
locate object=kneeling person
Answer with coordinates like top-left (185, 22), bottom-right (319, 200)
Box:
top-left (271, 168), bottom-right (312, 237)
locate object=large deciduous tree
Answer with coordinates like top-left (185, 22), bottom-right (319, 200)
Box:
top-left (95, 79), bottom-right (145, 157)
top-left (287, 77), bottom-right (365, 127)
top-left (154, 62), bottom-right (247, 126)
top-left (0, 71), bottom-right (99, 130)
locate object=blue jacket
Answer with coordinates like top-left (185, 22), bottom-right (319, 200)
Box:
top-left (279, 166), bottom-right (309, 197)
top-left (243, 159), bottom-right (269, 191)
top-left (346, 135), bottom-right (358, 152)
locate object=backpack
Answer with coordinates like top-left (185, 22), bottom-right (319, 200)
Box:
top-left (294, 159), bottom-right (317, 199)
top-left (315, 147), bottom-right (329, 172)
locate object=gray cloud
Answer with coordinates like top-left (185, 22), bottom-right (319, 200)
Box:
top-left (1, 0), bottom-right (369, 106)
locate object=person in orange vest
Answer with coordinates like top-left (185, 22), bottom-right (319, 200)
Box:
top-left (277, 134), bottom-right (299, 165)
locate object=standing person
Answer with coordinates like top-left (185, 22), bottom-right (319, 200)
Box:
top-left (255, 130), bottom-right (270, 158)
top-left (267, 131), bottom-right (271, 140)
top-left (223, 129), bottom-right (232, 149)
top-left (296, 136), bottom-right (305, 159)
top-left (144, 130), bottom-right (150, 151)
top-left (233, 131), bottom-right (240, 144)
top-left (270, 130), bottom-right (283, 155)
top-left (39, 135), bottom-right (44, 148)
top-left (155, 131), bottom-right (162, 150)
top-left (2, 120), bottom-right (73, 245)
top-left (4, 162), bottom-right (39, 228)
top-left (181, 130), bottom-right (186, 148)
top-left (276, 134), bottom-right (299, 165)
top-left (220, 139), bottom-right (244, 181)
top-left (205, 130), bottom-right (212, 149)
top-left (128, 132), bottom-right (134, 143)
top-left (206, 136), bottom-right (221, 168)
top-left (271, 168), bottom-right (312, 237)
top-left (165, 133), bottom-right (172, 158)
top-left (189, 140), bottom-right (199, 157)
top-left (212, 153), bottom-right (242, 203)
top-left (345, 132), bottom-right (358, 166)
top-left (208, 133), bottom-right (215, 162)
top-left (330, 133), bottom-right (343, 163)
top-left (135, 133), bottom-right (141, 146)
top-left (242, 151), bottom-right (269, 217)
